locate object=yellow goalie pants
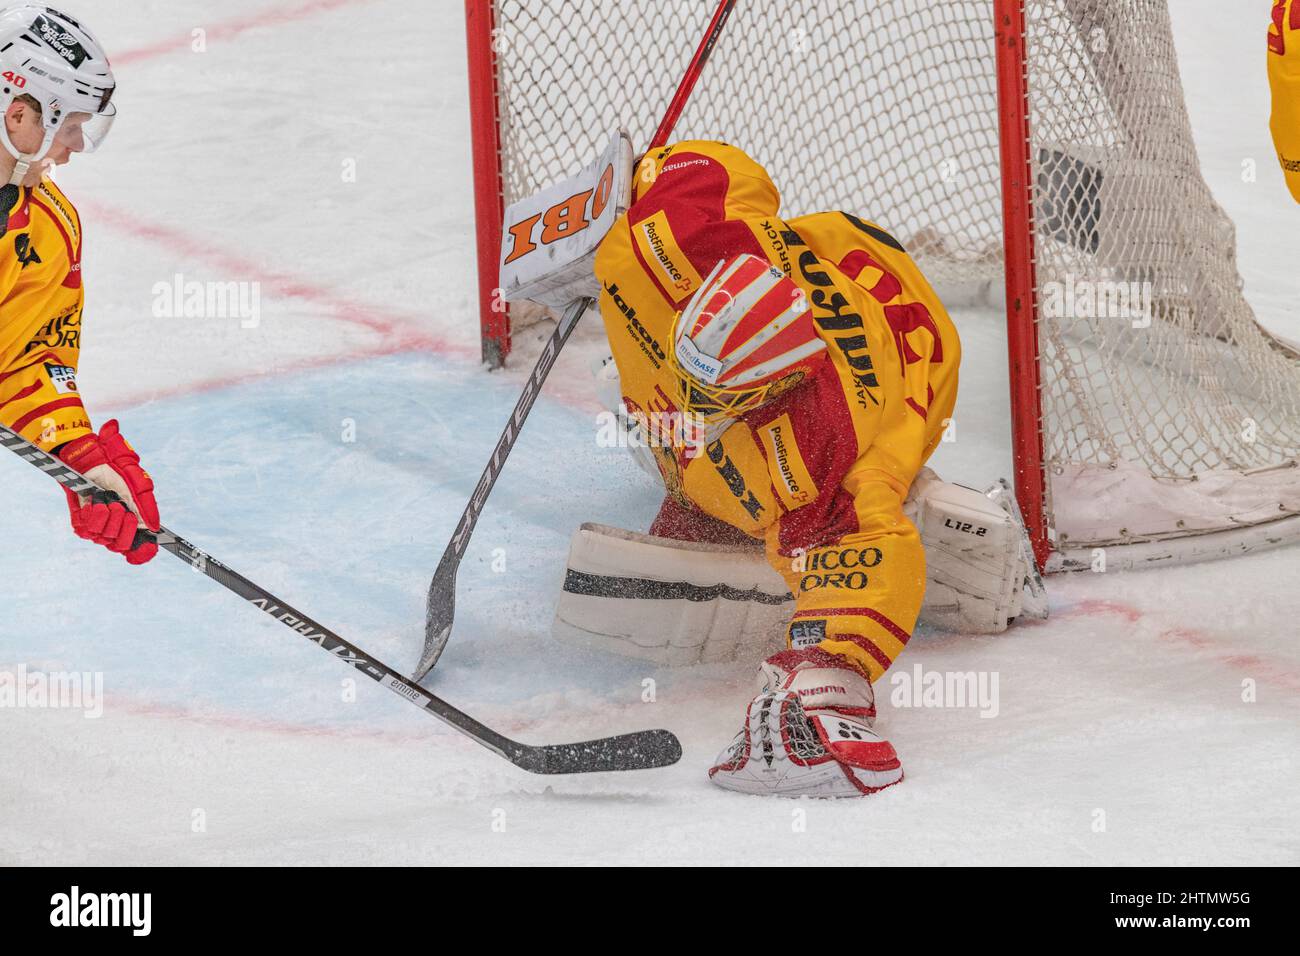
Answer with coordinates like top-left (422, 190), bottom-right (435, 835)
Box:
top-left (767, 308), bottom-right (959, 683)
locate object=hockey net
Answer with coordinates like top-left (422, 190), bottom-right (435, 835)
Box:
top-left (468, 0), bottom-right (1300, 570)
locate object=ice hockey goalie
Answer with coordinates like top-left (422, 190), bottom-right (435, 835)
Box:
top-left (586, 140), bottom-right (984, 797)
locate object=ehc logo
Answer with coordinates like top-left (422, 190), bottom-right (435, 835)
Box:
top-left (14, 232), bottom-right (40, 269)
top-left (798, 546), bottom-right (883, 592)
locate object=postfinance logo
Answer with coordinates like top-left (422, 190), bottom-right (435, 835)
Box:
top-left (633, 211), bottom-right (703, 299)
top-left (762, 414), bottom-right (818, 510)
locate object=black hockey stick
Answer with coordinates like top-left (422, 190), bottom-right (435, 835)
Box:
top-left (416, 0), bottom-right (738, 681)
top-left (0, 421), bottom-right (681, 775)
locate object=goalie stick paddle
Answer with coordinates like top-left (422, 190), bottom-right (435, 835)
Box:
top-left (415, 0), bottom-right (739, 681)
top-left (417, 295), bottom-right (589, 680)
top-left (0, 421), bottom-right (682, 775)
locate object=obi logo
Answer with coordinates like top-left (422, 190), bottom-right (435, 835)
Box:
top-left (502, 162), bottom-right (615, 265)
top-left (706, 439), bottom-right (764, 521)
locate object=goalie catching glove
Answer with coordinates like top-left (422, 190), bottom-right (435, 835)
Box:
top-left (709, 647), bottom-right (903, 797)
top-left (58, 419), bottom-right (160, 565)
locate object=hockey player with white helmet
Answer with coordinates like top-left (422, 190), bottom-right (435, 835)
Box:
top-left (0, 4), bottom-right (115, 185)
top-left (0, 4), bottom-right (160, 564)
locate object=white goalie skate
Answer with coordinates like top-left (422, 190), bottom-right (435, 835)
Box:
top-left (708, 648), bottom-right (903, 797)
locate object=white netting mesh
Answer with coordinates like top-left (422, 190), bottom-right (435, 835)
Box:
top-left (485, 0), bottom-right (1300, 554)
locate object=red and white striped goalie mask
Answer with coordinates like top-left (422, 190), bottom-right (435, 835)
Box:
top-left (670, 254), bottom-right (827, 424)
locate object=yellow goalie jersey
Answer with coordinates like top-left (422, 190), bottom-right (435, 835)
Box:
top-left (0, 178), bottom-right (90, 451)
top-left (1270, 0), bottom-right (1300, 202)
top-left (594, 141), bottom-right (961, 681)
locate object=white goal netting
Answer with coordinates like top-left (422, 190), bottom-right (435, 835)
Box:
top-left (482, 0), bottom-right (1300, 564)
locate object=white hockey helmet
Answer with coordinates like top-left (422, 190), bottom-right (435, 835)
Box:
top-left (0, 4), bottom-right (116, 183)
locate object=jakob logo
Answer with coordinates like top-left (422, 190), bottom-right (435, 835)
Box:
top-left (605, 281), bottom-right (666, 368)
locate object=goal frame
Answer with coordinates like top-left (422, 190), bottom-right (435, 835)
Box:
top-left (463, 0), bottom-right (1300, 575)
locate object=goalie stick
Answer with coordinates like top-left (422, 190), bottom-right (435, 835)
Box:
top-left (0, 420), bottom-right (681, 775)
top-left (416, 0), bottom-right (739, 681)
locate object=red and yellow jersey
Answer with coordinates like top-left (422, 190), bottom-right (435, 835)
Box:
top-left (594, 141), bottom-right (961, 679)
top-left (1269, 0), bottom-right (1300, 202)
top-left (0, 176), bottom-right (90, 451)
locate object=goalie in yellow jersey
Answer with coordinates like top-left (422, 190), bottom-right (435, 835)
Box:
top-left (1, 4), bottom-right (160, 564)
top-left (589, 140), bottom-right (969, 796)
top-left (1270, 0), bottom-right (1300, 202)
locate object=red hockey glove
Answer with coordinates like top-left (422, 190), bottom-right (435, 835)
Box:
top-left (58, 420), bottom-right (161, 565)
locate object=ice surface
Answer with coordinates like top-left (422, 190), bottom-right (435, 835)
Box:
top-left (0, 0), bottom-right (1295, 865)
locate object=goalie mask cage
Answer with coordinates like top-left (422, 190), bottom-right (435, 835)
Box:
top-left (465, 0), bottom-right (1300, 573)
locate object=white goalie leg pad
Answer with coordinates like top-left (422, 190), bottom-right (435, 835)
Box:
top-left (554, 472), bottom-right (1048, 666)
top-left (553, 523), bottom-right (792, 666)
top-left (905, 468), bottom-right (1049, 633)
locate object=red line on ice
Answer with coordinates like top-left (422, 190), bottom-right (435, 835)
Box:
top-left (113, 0), bottom-right (383, 66)
top-left (83, 198), bottom-right (606, 417)
top-left (1053, 598), bottom-right (1300, 693)
top-left (81, 198), bottom-right (466, 350)
top-left (80, 197), bottom-right (485, 410)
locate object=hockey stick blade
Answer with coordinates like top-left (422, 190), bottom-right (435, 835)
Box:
top-left (415, 296), bottom-right (590, 681)
top-left (0, 422), bottom-right (682, 775)
top-left (513, 729), bottom-right (683, 775)
top-left (418, 546), bottom-right (459, 681)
